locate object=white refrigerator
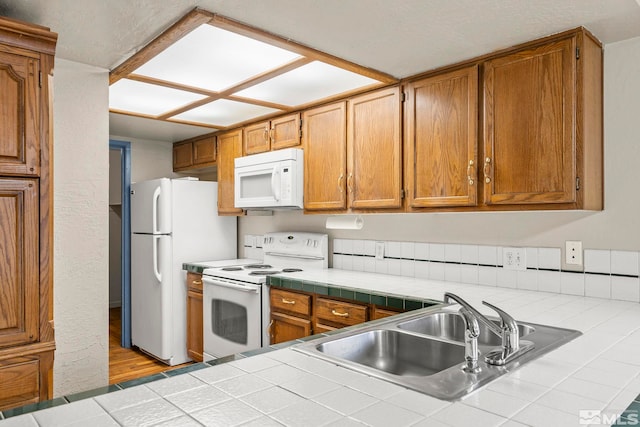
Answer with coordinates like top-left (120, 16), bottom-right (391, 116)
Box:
top-left (130, 178), bottom-right (236, 365)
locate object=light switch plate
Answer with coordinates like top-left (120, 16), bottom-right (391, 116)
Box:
top-left (565, 241), bottom-right (583, 266)
top-left (503, 247), bottom-right (526, 271)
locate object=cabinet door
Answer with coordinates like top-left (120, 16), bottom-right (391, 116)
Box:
top-left (483, 37), bottom-right (576, 205)
top-left (270, 312), bottom-right (311, 344)
top-left (193, 136), bottom-right (216, 166)
top-left (186, 273), bottom-right (203, 362)
top-left (348, 87), bottom-right (402, 209)
top-left (302, 102), bottom-right (347, 211)
top-left (0, 51), bottom-right (40, 176)
top-left (172, 142), bottom-right (193, 170)
top-left (244, 121), bottom-right (270, 155)
top-left (216, 129), bottom-right (244, 216)
top-left (271, 113), bottom-right (301, 150)
top-left (0, 357), bottom-right (40, 410)
top-left (406, 66), bottom-right (478, 208)
top-left (0, 179), bottom-right (39, 348)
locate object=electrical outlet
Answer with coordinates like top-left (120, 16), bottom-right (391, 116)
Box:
top-left (565, 241), bottom-right (583, 266)
top-left (503, 247), bottom-right (526, 271)
top-left (375, 241), bottom-right (385, 260)
top-left (243, 234), bottom-right (255, 248)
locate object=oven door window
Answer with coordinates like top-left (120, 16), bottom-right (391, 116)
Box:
top-left (211, 299), bottom-right (248, 344)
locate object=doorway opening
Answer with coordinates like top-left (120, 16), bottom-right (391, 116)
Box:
top-left (109, 139), bottom-right (131, 348)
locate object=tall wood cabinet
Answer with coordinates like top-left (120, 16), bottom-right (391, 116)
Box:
top-left (216, 129), bottom-right (244, 216)
top-left (185, 273), bottom-right (203, 362)
top-left (0, 16), bottom-right (57, 411)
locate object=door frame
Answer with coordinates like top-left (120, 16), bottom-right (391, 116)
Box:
top-left (109, 139), bottom-right (132, 348)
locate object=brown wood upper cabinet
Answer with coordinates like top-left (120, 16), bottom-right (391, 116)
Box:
top-left (216, 129), bottom-right (244, 216)
top-left (302, 102), bottom-right (348, 211)
top-left (347, 87), bottom-right (403, 210)
top-left (0, 50), bottom-right (40, 176)
top-left (243, 113), bottom-right (301, 155)
top-left (482, 31), bottom-right (602, 209)
top-left (405, 65), bottom-right (479, 208)
top-left (172, 135), bottom-right (216, 172)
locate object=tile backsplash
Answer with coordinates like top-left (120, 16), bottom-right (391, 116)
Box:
top-left (332, 239), bottom-right (640, 303)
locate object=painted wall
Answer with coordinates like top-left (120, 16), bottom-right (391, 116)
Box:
top-left (239, 36), bottom-right (640, 260)
top-left (53, 59), bottom-right (110, 396)
top-left (109, 149), bottom-right (122, 307)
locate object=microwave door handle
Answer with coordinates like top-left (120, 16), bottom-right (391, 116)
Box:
top-left (271, 167), bottom-right (280, 201)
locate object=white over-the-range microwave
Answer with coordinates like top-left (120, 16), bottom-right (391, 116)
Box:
top-left (234, 148), bottom-right (303, 209)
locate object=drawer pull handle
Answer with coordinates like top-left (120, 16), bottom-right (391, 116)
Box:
top-left (331, 309), bottom-right (349, 318)
top-left (192, 280), bottom-right (202, 285)
top-left (281, 298), bottom-right (296, 305)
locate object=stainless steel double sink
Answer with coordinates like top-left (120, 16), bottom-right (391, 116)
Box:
top-left (295, 305), bottom-right (580, 400)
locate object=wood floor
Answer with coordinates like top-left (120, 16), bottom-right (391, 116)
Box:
top-left (109, 307), bottom-right (192, 384)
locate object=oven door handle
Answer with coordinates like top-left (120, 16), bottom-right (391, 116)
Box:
top-left (203, 277), bottom-right (260, 294)
top-left (263, 252), bottom-right (325, 260)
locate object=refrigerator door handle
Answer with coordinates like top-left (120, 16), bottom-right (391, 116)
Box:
top-left (152, 186), bottom-right (161, 234)
top-left (153, 235), bottom-right (162, 282)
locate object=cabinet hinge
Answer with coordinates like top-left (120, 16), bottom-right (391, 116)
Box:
top-left (400, 92), bottom-right (407, 102)
top-left (576, 176), bottom-right (581, 191)
top-left (299, 118), bottom-right (303, 139)
top-left (39, 71), bottom-right (42, 88)
top-left (401, 189), bottom-right (405, 199)
top-left (576, 47), bottom-right (580, 60)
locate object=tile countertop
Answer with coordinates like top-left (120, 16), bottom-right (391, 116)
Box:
top-left (4, 269), bottom-right (640, 427)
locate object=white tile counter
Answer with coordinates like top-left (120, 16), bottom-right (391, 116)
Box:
top-left (3, 269), bottom-right (640, 426)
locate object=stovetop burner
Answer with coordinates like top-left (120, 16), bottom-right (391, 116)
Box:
top-left (244, 264), bottom-right (272, 269)
top-left (281, 268), bottom-right (303, 273)
top-left (248, 270), bottom-right (279, 276)
top-left (221, 267), bottom-right (243, 271)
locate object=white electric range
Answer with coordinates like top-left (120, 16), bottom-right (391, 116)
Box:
top-left (201, 232), bottom-right (328, 361)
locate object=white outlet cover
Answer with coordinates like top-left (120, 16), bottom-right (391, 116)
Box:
top-left (565, 241), bottom-right (583, 266)
top-left (502, 247), bottom-right (526, 271)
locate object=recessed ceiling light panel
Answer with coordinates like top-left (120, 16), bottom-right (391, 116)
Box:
top-left (171, 99), bottom-right (282, 127)
top-left (109, 79), bottom-right (207, 116)
top-left (234, 61), bottom-right (379, 106)
top-left (132, 24), bottom-right (302, 92)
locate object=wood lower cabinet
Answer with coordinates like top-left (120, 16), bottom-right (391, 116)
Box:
top-left (269, 287), bottom-right (407, 344)
top-left (314, 297), bottom-right (368, 330)
top-left (0, 16), bottom-right (57, 411)
top-left (302, 102), bottom-right (347, 211)
top-left (405, 65), bottom-right (479, 208)
top-left (186, 273), bottom-right (203, 362)
top-left (269, 288), bottom-right (312, 344)
top-left (347, 86), bottom-right (403, 210)
top-left (216, 129), bottom-right (243, 216)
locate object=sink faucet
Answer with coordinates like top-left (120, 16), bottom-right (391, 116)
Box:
top-left (443, 292), bottom-right (533, 366)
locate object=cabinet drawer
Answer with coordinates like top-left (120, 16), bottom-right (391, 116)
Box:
top-left (187, 272), bottom-right (203, 293)
top-left (315, 297), bottom-right (368, 327)
top-left (0, 357), bottom-right (39, 410)
top-left (270, 289), bottom-right (311, 317)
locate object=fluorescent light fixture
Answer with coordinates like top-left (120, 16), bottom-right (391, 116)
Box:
top-left (171, 98), bottom-right (282, 126)
top-left (235, 61), bottom-right (379, 106)
top-left (133, 24), bottom-right (301, 92)
top-left (109, 79), bottom-right (207, 115)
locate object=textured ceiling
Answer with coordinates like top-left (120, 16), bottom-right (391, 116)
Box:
top-left (2, 0), bottom-right (640, 142)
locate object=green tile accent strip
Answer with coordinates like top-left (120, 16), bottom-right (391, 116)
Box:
top-left (118, 373), bottom-right (166, 389)
top-left (405, 299), bottom-right (423, 311)
top-left (314, 285), bottom-right (329, 295)
top-left (355, 292), bottom-right (371, 303)
top-left (65, 385), bottom-right (121, 402)
top-left (241, 346), bottom-right (276, 357)
top-left (207, 354), bottom-right (244, 366)
top-left (328, 287), bottom-right (341, 297)
top-left (371, 295), bottom-right (387, 306)
top-left (302, 283), bottom-right (315, 293)
top-left (2, 397), bottom-right (67, 418)
top-left (164, 363), bottom-right (209, 377)
top-left (340, 289), bottom-right (355, 300)
top-left (387, 297), bottom-right (404, 310)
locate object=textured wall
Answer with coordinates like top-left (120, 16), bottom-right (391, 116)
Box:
top-left (239, 36), bottom-right (640, 257)
top-left (53, 59), bottom-right (110, 396)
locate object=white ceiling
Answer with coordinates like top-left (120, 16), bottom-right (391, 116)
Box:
top-left (2, 0), bottom-right (640, 142)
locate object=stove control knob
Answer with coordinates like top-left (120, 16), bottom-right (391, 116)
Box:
top-left (314, 240), bottom-right (318, 247)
